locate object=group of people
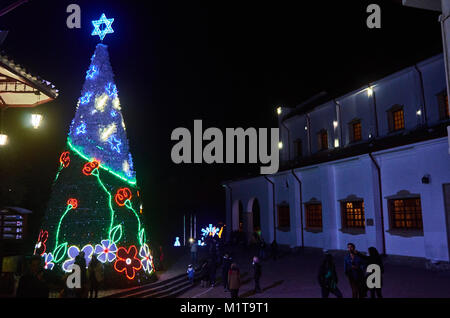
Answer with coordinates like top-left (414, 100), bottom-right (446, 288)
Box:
top-left (187, 235), bottom-right (264, 298)
top-left (15, 253), bottom-right (103, 298)
top-left (318, 243), bottom-right (384, 298)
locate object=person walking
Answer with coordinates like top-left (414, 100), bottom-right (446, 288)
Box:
top-left (318, 253), bottom-right (343, 298)
top-left (259, 238), bottom-right (266, 260)
top-left (88, 256), bottom-right (103, 298)
top-left (187, 264), bottom-right (195, 285)
top-left (200, 260), bottom-right (209, 288)
top-left (344, 243), bottom-right (365, 298)
top-left (158, 246), bottom-right (165, 271)
top-left (358, 247), bottom-right (384, 298)
top-left (16, 256), bottom-right (49, 298)
top-left (209, 257), bottom-right (217, 287)
top-left (228, 263), bottom-right (240, 299)
top-left (271, 240), bottom-right (278, 260)
top-left (222, 253), bottom-right (232, 291)
top-left (252, 256), bottom-right (262, 293)
top-left (190, 240), bottom-right (198, 266)
top-left (74, 252), bottom-right (87, 298)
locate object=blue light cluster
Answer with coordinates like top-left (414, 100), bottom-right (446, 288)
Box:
top-left (76, 122), bottom-right (87, 135)
top-left (105, 83), bottom-right (118, 98)
top-left (108, 135), bottom-right (122, 153)
top-left (80, 92), bottom-right (93, 105)
top-left (86, 65), bottom-right (98, 79)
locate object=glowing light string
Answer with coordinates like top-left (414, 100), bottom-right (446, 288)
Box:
top-left (53, 199), bottom-right (78, 263)
top-left (91, 168), bottom-right (119, 243)
top-left (67, 137), bottom-right (136, 185)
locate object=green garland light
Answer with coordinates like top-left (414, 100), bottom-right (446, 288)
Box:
top-left (67, 137), bottom-right (137, 186)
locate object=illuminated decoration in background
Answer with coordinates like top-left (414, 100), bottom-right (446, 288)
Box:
top-left (82, 159), bottom-right (100, 176)
top-left (80, 92), bottom-right (93, 105)
top-left (95, 239), bottom-right (117, 263)
top-left (60, 151), bottom-right (71, 168)
top-left (139, 244), bottom-right (153, 274)
top-left (86, 65), bottom-right (98, 79)
top-left (115, 187), bottom-right (132, 207)
top-left (76, 122), bottom-right (87, 135)
top-left (197, 224), bottom-right (224, 246)
top-left (108, 135), bottom-right (122, 153)
top-left (114, 245), bottom-right (142, 280)
top-left (43, 253), bottom-right (54, 270)
top-left (37, 41), bottom-right (152, 283)
top-left (91, 13), bottom-right (115, 41)
top-left (62, 245), bottom-right (94, 272)
top-left (201, 224), bottom-right (222, 238)
top-left (34, 230), bottom-right (49, 256)
top-left (174, 237), bottom-right (181, 247)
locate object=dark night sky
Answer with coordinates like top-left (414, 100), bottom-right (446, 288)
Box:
top-left (0, 0), bottom-right (443, 244)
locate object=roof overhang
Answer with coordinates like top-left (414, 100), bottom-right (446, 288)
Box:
top-left (0, 53), bottom-right (58, 108)
top-left (402, 0), bottom-right (442, 12)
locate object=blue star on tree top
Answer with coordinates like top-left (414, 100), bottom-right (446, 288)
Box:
top-left (91, 13), bottom-right (114, 41)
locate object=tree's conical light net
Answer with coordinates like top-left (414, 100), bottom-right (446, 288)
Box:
top-left (34, 44), bottom-right (153, 285)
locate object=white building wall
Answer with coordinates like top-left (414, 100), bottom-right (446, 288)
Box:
top-left (224, 55), bottom-right (450, 261)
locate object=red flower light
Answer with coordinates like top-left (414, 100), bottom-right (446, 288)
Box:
top-left (34, 230), bottom-right (48, 256)
top-left (67, 198), bottom-right (78, 209)
top-left (60, 151), bottom-right (70, 168)
top-left (114, 246), bottom-right (142, 280)
top-left (115, 188), bottom-right (132, 207)
top-left (82, 159), bottom-right (100, 176)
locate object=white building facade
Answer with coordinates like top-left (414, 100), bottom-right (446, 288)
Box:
top-left (223, 54), bottom-right (450, 262)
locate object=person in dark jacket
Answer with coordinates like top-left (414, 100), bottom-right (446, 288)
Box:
top-left (358, 247), bottom-right (384, 298)
top-left (200, 260), bottom-right (209, 288)
top-left (16, 256), bottom-right (49, 298)
top-left (344, 243), bottom-right (365, 298)
top-left (271, 240), bottom-right (278, 260)
top-left (209, 257), bottom-right (217, 287)
top-left (74, 252), bottom-right (87, 298)
top-left (259, 239), bottom-right (267, 260)
top-left (222, 253), bottom-right (232, 291)
top-left (318, 253), bottom-right (343, 298)
top-left (228, 263), bottom-right (240, 299)
top-left (252, 256), bottom-right (262, 293)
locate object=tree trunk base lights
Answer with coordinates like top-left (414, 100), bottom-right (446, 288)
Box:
top-left (34, 16), bottom-right (154, 285)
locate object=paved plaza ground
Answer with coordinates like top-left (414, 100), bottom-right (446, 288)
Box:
top-left (178, 245), bottom-right (450, 298)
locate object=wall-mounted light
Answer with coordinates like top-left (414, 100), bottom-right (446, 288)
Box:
top-left (367, 87), bottom-right (373, 97)
top-left (304, 126), bottom-right (308, 131)
top-left (369, 133), bottom-right (372, 139)
top-left (276, 106), bottom-right (282, 115)
top-left (31, 114), bottom-right (43, 129)
top-left (333, 120), bottom-right (338, 129)
top-left (416, 109), bottom-right (422, 116)
top-left (0, 134), bottom-right (8, 146)
top-left (278, 141), bottom-right (283, 149)
top-left (334, 139), bottom-right (339, 148)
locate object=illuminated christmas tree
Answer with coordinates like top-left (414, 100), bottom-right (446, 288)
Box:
top-left (34, 14), bottom-right (153, 285)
